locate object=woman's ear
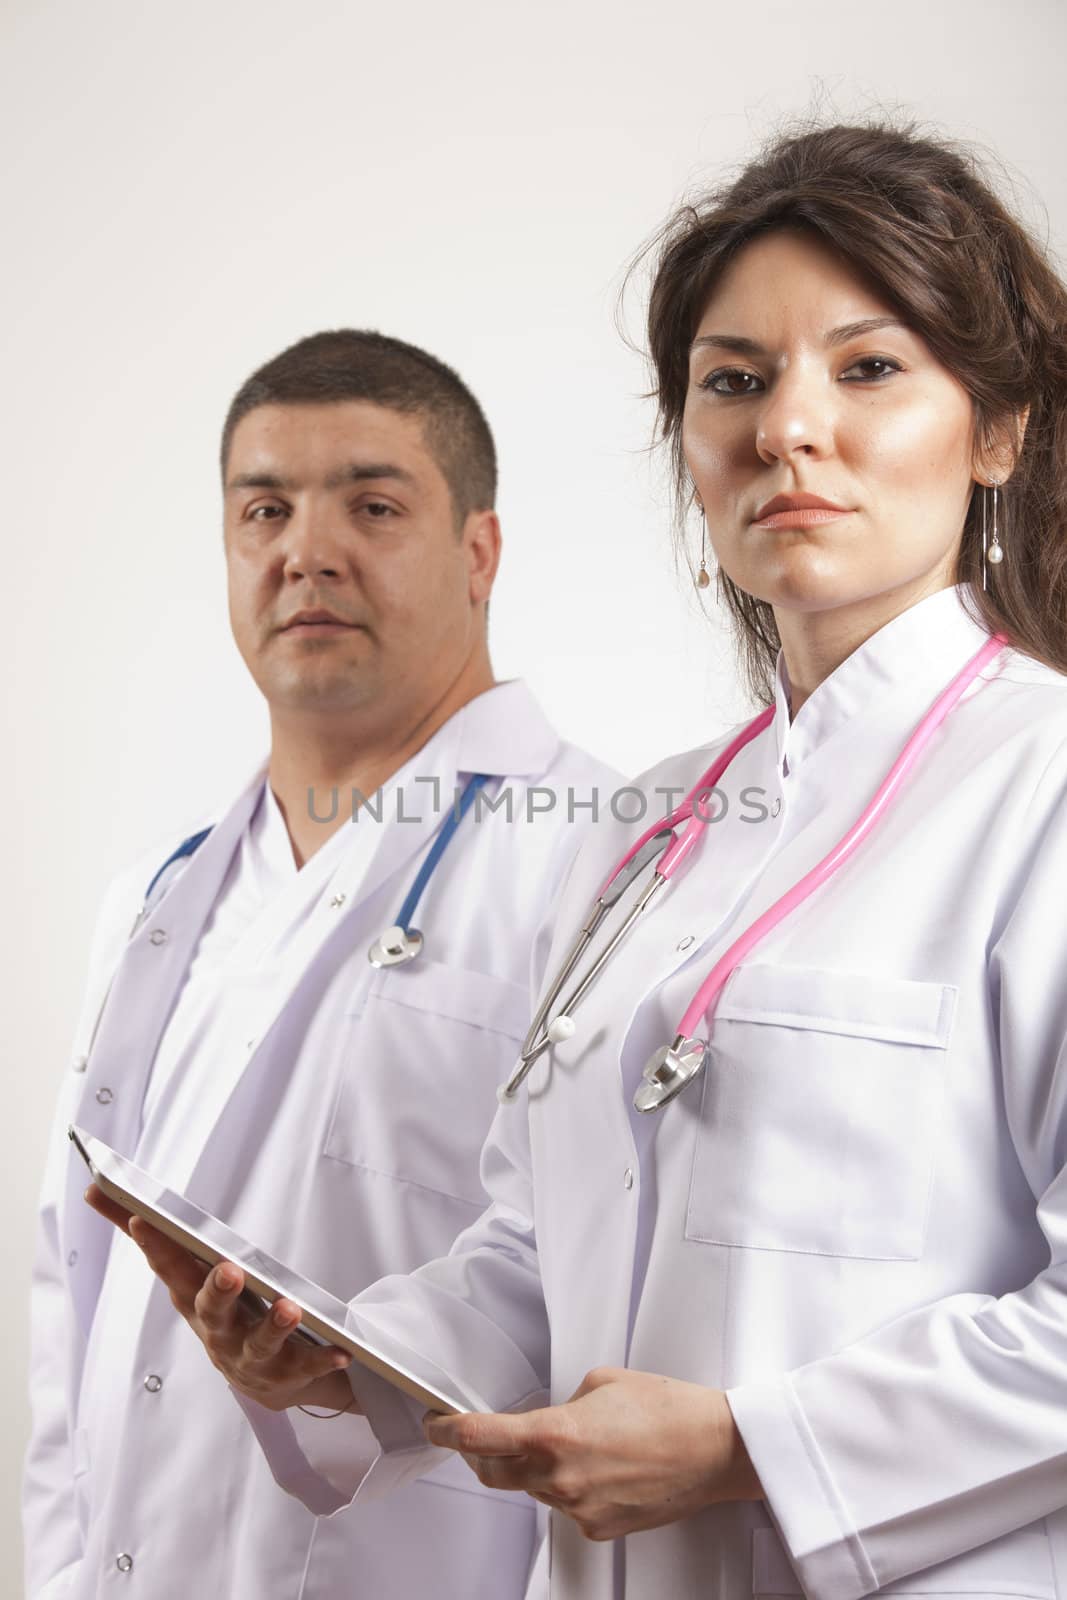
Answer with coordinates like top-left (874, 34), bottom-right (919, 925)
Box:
top-left (974, 406), bottom-right (1030, 485)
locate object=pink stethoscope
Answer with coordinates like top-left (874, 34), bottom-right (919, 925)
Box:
top-left (500, 632), bottom-right (1007, 1114)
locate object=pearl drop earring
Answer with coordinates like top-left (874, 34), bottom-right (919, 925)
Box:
top-left (696, 508), bottom-right (711, 590)
top-left (982, 478), bottom-right (1004, 592)
top-left (987, 479), bottom-right (1004, 566)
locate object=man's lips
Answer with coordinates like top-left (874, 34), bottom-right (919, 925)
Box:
top-left (278, 610), bottom-right (362, 633)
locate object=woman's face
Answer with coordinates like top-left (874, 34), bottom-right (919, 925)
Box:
top-left (682, 227), bottom-right (987, 617)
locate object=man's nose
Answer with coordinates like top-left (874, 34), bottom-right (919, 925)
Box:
top-left (754, 367), bottom-right (835, 466)
top-left (281, 505), bottom-right (349, 581)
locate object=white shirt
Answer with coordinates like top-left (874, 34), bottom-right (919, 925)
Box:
top-left (139, 784), bottom-right (355, 1126)
top-left (249, 587), bottom-right (1067, 1599)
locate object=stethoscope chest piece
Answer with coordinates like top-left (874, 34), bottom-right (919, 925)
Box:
top-left (633, 1034), bottom-right (709, 1114)
top-left (368, 925), bottom-right (424, 968)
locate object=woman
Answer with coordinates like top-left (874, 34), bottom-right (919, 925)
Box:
top-left (108, 121), bottom-right (1067, 1597)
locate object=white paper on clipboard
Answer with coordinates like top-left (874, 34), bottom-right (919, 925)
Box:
top-left (70, 1124), bottom-right (488, 1417)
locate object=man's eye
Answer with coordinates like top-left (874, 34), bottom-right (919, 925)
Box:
top-left (841, 356), bottom-right (903, 382)
top-left (362, 501), bottom-right (396, 517)
top-left (247, 503), bottom-right (286, 522)
top-left (699, 368), bottom-right (763, 396)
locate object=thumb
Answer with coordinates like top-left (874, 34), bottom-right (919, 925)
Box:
top-left (423, 1407), bottom-right (539, 1456)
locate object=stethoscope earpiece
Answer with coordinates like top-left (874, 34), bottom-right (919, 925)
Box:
top-left (368, 925), bottom-right (424, 968)
top-left (633, 1035), bottom-right (709, 1114)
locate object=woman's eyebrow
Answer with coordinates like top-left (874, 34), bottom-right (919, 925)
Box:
top-left (825, 316), bottom-right (910, 346)
top-left (689, 333), bottom-right (765, 357)
top-left (690, 316), bottom-right (909, 356)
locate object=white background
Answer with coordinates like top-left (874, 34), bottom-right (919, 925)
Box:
top-left (3, 0), bottom-right (1064, 1584)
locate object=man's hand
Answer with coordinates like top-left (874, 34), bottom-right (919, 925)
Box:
top-left (424, 1367), bottom-right (762, 1541)
top-left (85, 1185), bottom-right (355, 1413)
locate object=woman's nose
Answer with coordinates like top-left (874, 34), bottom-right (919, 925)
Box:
top-left (754, 369), bottom-right (835, 466)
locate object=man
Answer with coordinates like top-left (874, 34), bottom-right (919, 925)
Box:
top-left (24, 329), bottom-right (619, 1599)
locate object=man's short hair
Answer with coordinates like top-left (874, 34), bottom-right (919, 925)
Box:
top-left (221, 329), bottom-right (497, 524)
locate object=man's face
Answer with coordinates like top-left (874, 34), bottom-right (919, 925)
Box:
top-left (223, 400), bottom-right (495, 723)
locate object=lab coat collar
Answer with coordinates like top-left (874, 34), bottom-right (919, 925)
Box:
top-left (147, 681), bottom-right (561, 1166)
top-left (227, 681), bottom-right (556, 852)
top-left (771, 583), bottom-right (994, 778)
top-left (450, 679), bottom-right (561, 778)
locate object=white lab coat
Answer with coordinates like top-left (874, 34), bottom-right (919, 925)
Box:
top-left (247, 586), bottom-right (1067, 1599)
top-left (24, 680), bottom-right (620, 1600)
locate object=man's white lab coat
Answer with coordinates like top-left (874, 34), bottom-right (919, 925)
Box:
top-left (24, 680), bottom-right (619, 1600)
top-left (246, 588), bottom-right (1067, 1598)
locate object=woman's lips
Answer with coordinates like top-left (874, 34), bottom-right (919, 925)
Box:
top-left (752, 507), bottom-right (853, 529)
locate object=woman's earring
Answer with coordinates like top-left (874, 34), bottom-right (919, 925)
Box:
top-left (982, 478), bottom-right (1004, 591)
top-left (696, 509), bottom-right (711, 590)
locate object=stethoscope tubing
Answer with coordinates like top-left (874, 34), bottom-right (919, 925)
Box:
top-left (506, 631), bottom-right (1007, 1108)
top-left (674, 631), bottom-right (1006, 1038)
top-left (392, 773), bottom-right (491, 934)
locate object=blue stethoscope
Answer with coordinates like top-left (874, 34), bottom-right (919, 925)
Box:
top-left (139, 774), bottom-right (492, 967)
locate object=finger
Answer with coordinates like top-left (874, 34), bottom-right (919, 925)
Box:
top-left (242, 1303), bottom-right (352, 1381)
top-left (128, 1219), bottom-right (213, 1305)
top-left (240, 1296), bottom-right (304, 1361)
top-left (462, 1451), bottom-right (538, 1493)
top-left (424, 1408), bottom-right (537, 1456)
top-left (85, 1184), bottom-right (135, 1234)
top-left (528, 1490), bottom-right (567, 1511)
top-left (192, 1261), bottom-right (248, 1331)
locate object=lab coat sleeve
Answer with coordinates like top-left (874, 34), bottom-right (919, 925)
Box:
top-left (238, 856), bottom-right (575, 1513)
top-left (22, 870), bottom-right (138, 1598)
top-left (23, 1122), bottom-right (82, 1599)
top-left (727, 737), bottom-right (1067, 1600)
top-left (238, 1077), bottom-right (550, 1511)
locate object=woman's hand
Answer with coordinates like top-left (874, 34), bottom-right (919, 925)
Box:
top-left (85, 1185), bottom-right (354, 1413)
top-left (424, 1367), bottom-right (762, 1541)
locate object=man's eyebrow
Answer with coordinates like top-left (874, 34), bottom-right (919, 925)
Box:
top-left (690, 316), bottom-right (909, 357)
top-left (323, 462), bottom-right (417, 491)
top-left (226, 470), bottom-right (290, 492)
top-left (225, 463), bottom-right (419, 493)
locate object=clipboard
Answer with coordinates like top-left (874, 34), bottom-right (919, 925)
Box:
top-left (70, 1124), bottom-right (483, 1416)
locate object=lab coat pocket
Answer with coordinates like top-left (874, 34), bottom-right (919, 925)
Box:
top-left (686, 964), bottom-right (957, 1259)
top-left (323, 960), bottom-right (530, 1205)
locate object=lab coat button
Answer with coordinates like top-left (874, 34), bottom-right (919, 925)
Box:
top-left (95, 1087), bottom-right (114, 1105)
top-left (623, 1168), bottom-right (634, 1190)
top-left (329, 893), bottom-right (346, 909)
top-left (67, 1250), bottom-right (78, 1267)
top-left (116, 1554), bottom-right (133, 1573)
top-left (771, 797), bottom-right (782, 817)
top-left (676, 935), bottom-right (695, 952)
top-left (144, 1373), bottom-right (163, 1393)
top-left (72, 1055), bottom-right (88, 1073)
top-left (148, 928), bottom-right (168, 946)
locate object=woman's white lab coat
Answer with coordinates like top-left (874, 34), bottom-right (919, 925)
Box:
top-left (250, 585), bottom-right (1067, 1599)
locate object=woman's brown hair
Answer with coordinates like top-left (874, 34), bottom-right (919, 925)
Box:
top-left (643, 120), bottom-right (1067, 702)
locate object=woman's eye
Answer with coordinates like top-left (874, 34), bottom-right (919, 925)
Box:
top-left (841, 356), bottom-right (903, 382)
top-left (700, 368), bottom-right (763, 396)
